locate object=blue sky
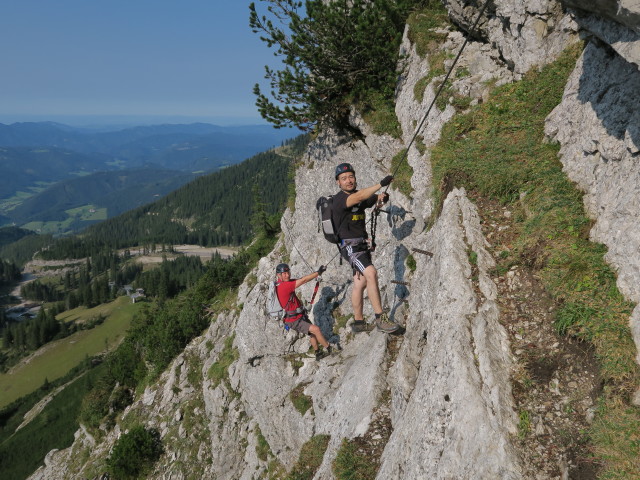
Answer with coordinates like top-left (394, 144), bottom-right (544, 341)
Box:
top-left (0, 1), bottom-right (279, 125)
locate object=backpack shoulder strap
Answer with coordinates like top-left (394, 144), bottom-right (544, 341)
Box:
top-left (275, 281), bottom-right (296, 311)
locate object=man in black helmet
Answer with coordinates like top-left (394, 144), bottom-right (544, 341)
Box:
top-left (275, 263), bottom-right (332, 360)
top-left (333, 163), bottom-right (399, 333)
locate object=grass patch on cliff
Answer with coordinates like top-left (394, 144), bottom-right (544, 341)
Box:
top-left (429, 41), bottom-right (640, 477)
top-left (333, 437), bottom-right (378, 480)
top-left (390, 149), bottom-right (414, 198)
top-left (406, 1), bottom-right (451, 58)
top-left (287, 434), bottom-right (330, 480)
top-left (358, 92), bottom-right (402, 139)
top-left (208, 334), bottom-right (239, 390)
top-left (290, 382), bottom-right (313, 416)
top-left (255, 424), bottom-right (271, 462)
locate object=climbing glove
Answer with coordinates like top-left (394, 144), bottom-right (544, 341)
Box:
top-left (380, 175), bottom-right (394, 187)
top-left (317, 265), bottom-right (327, 275)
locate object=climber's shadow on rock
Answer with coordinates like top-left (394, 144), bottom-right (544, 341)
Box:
top-left (385, 204), bottom-right (416, 241)
top-left (312, 281), bottom-right (350, 347)
top-left (387, 245), bottom-right (410, 332)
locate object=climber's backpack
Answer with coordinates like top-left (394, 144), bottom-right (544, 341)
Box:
top-left (266, 281), bottom-right (284, 318)
top-left (266, 281), bottom-right (297, 318)
top-left (316, 195), bottom-right (340, 244)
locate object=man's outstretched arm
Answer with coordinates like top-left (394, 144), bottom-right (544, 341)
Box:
top-left (294, 266), bottom-right (326, 288)
top-left (345, 176), bottom-right (393, 207)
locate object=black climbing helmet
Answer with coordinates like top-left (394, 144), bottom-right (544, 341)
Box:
top-left (335, 162), bottom-right (355, 179)
top-left (276, 263), bottom-right (290, 274)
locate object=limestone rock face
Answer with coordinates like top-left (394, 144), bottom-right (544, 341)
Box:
top-left (394, 24), bottom-right (513, 226)
top-left (442, 0), bottom-right (578, 74)
top-left (377, 189), bottom-right (520, 479)
top-left (561, 0), bottom-right (640, 34)
top-left (545, 39), bottom-right (640, 371)
top-left (568, 4), bottom-right (640, 69)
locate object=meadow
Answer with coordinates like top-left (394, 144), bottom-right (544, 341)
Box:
top-left (0, 296), bottom-right (143, 408)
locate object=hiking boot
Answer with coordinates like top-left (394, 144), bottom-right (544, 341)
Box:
top-left (315, 349), bottom-right (328, 361)
top-left (305, 350), bottom-right (316, 358)
top-left (351, 320), bottom-right (373, 333)
top-left (375, 313), bottom-right (399, 333)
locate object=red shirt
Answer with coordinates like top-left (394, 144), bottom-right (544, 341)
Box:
top-left (276, 280), bottom-right (303, 322)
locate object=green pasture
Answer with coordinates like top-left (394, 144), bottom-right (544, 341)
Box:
top-left (21, 220), bottom-right (74, 235)
top-left (105, 159), bottom-right (126, 167)
top-left (0, 183), bottom-right (55, 214)
top-left (0, 192), bottom-right (34, 215)
top-left (0, 296), bottom-right (143, 408)
top-left (21, 204), bottom-right (107, 234)
top-left (65, 204), bottom-right (108, 221)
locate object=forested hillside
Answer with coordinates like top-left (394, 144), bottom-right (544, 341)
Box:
top-left (0, 227), bottom-right (34, 248)
top-left (6, 167), bottom-right (196, 228)
top-left (0, 146), bottom-right (110, 201)
top-left (0, 233), bottom-right (52, 268)
top-left (16, 134), bottom-right (309, 260)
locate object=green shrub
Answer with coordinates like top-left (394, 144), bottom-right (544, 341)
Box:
top-left (106, 425), bottom-right (163, 479)
top-left (78, 374), bottom-right (113, 430)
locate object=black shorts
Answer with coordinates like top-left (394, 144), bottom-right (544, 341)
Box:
top-left (340, 243), bottom-right (373, 274)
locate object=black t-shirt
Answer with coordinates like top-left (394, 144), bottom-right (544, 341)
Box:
top-left (332, 190), bottom-right (378, 240)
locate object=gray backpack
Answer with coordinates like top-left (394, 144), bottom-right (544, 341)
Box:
top-left (266, 281), bottom-right (284, 318)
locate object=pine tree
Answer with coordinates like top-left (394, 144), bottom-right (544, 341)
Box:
top-left (249, 0), bottom-right (415, 133)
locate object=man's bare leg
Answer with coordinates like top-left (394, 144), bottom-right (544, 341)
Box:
top-left (352, 272), bottom-right (367, 320)
top-left (309, 324), bottom-right (329, 349)
top-left (362, 265), bottom-right (383, 314)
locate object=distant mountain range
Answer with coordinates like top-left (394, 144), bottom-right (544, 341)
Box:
top-left (0, 121), bottom-right (296, 235)
top-left (0, 121), bottom-right (294, 171)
